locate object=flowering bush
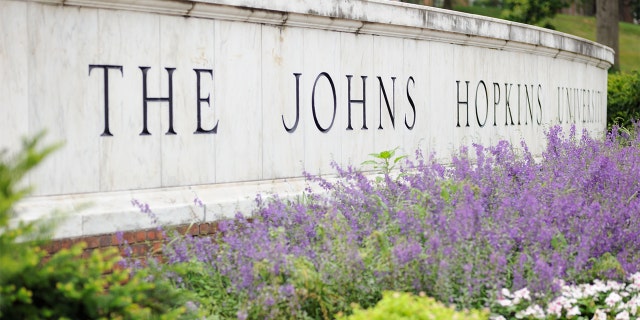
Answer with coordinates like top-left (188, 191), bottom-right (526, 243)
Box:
top-left (492, 272), bottom-right (640, 319)
top-left (131, 124), bottom-right (640, 319)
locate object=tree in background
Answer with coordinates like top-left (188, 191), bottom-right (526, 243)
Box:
top-left (597, 0), bottom-right (620, 71)
top-left (500, 0), bottom-right (570, 27)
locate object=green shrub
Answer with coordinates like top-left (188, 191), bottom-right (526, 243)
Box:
top-left (1, 243), bottom-right (199, 319)
top-left (0, 134), bottom-right (199, 319)
top-left (162, 261), bottom-right (241, 319)
top-left (608, 70), bottom-right (640, 129)
top-left (337, 291), bottom-right (489, 320)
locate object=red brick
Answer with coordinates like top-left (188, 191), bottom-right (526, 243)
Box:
top-left (121, 232), bottom-right (134, 243)
top-left (199, 223), bottom-right (211, 235)
top-left (152, 242), bottom-right (163, 254)
top-left (111, 234), bottom-right (120, 245)
top-left (84, 236), bottom-right (100, 249)
top-left (99, 235), bottom-right (112, 247)
top-left (60, 238), bottom-right (73, 250)
top-left (134, 231), bottom-right (146, 243)
top-left (147, 229), bottom-right (163, 241)
top-left (131, 243), bottom-right (148, 257)
top-left (176, 225), bottom-right (188, 235)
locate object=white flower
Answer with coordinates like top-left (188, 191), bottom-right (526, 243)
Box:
top-left (567, 286), bottom-right (584, 300)
top-left (615, 310), bottom-right (630, 320)
top-left (607, 280), bottom-right (626, 292)
top-left (567, 306), bottom-right (581, 317)
top-left (625, 296), bottom-right (640, 315)
top-left (626, 275), bottom-right (640, 293)
top-left (592, 309), bottom-right (607, 320)
top-left (606, 292), bottom-right (623, 308)
top-left (490, 316), bottom-right (506, 320)
top-left (515, 305), bottom-right (545, 319)
top-left (512, 287), bottom-right (531, 305)
top-left (583, 284), bottom-right (599, 298)
top-left (593, 280), bottom-right (608, 293)
top-left (628, 272), bottom-right (640, 289)
top-left (501, 288), bottom-right (513, 298)
top-left (546, 300), bottom-right (563, 317)
top-left (497, 299), bottom-right (513, 307)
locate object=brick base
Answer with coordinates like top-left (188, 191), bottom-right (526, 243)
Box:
top-left (41, 222), bottom-right (219, 260)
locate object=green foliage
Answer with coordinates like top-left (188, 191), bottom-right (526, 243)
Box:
top-left (0, 134), bottom-right (199, 319)
top-left (501, 0), bottom-right (569, 26)
top-left (586, 252), bottom-right (625, 281)
top-left (166, 261), bottom-right (240, 319)
top-left (0, 132), bottom-right (60, 288)
top-left (2, 243), bottom-right (197, 319)
top-left (361, 147), bottom-right (407, 176)
top-left (337, 291), bottom-right (489, 320)
top-left (607, 71), bottom-right (640, 129)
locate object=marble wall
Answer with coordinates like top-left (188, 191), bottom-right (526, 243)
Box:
top-left (2, 0), bottom-right (612, 238)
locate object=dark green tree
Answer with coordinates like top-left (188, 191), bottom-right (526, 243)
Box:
top-left (501, 0), bottom-right (570, 26)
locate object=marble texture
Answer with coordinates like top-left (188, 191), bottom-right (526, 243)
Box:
top-left (3, 0), bottom-right (612, 238)
top-left (0, 1), bottom-right (29, 155)
top-left (27, 4), bottom-right (101, 196)
top-left (261, 25), bottom-right (306, 179)
top-left (213, 20), bottom-right (263, 183)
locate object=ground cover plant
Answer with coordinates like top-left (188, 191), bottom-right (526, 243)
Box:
top-left (125, 124), bottom-right (640, 319)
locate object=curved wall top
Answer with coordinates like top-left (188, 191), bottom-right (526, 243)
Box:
top-left (45, 0), bottom-right (614, 66)
top-left (2, 0), bottom-right (611, 238)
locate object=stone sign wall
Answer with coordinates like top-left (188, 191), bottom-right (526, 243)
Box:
top-left (1, 0), bottom-right (613, 238)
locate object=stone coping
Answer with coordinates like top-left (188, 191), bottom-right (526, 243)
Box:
top-left (14, 177), bottom-right (312, 239)
top-left (27, 0), bottom-right (613, 68)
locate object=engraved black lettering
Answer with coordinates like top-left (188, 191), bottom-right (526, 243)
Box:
top-left (504, 83), bottom-right (515, 126)
top-left (346, 75), bottom-right (368, 130)
top-left (493, 83), bottom-right (500, 126)
top-left (475, 80), bottom-right (488, 127)
top-left (283, 73), bottom-right (302, 133)
top-left (405, 76), bottom-right (416, 130)
top-left (557, 87), bottom-right (563, 124)
top-left (456, 80), bottom-right (470, 127)
top-left (311, 72), bottom-right (337, 133)
top-left (517, 84), bottom-right (521, 125)
top-left (378, 76), bottom-right (396, 129)
top-left (193, 69), bottom-right (218, 134)
top-left (89, 64), bottom-right (123, 136)
top-left (537, 84), bottom-right (542, 125)
top-left (139, 67), bottom-right (176, 135)
top-left (524, 84), bottom-right (534, 125)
